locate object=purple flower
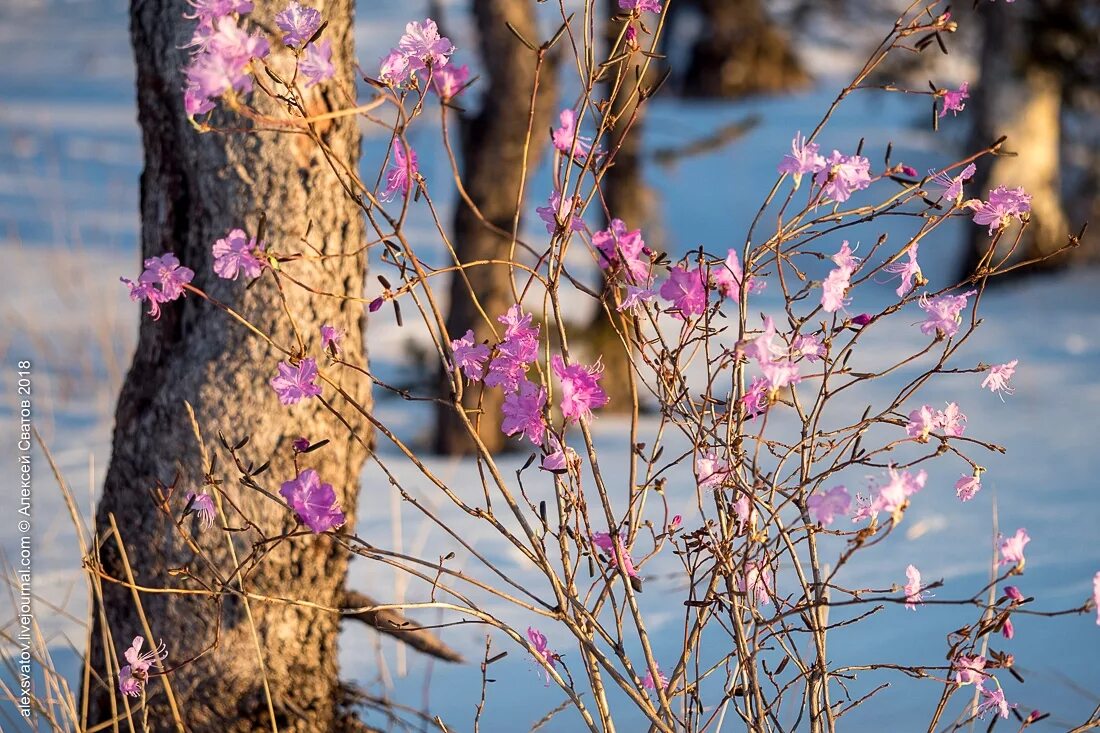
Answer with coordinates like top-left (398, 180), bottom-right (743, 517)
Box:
top-left (935, 402), bottom-right (967, 437)
top-left (641, 665), bottom-right (668, 691)
top-left (537, 190), bottom-right (584, 235)
top-left (552, 108), bottom-right (595, 160)
top-left (659, 265), bottom-right (707, 318)
top-left (806, 485), bottom-right (850, 527)
top-left (182, 17), bottom-right (269, 113)
top-left (398, 18), bottom-right (454, 72)
top-left (998, 528), bottom-right (1030, 568)
top-left (592, 531), bottom-right (640, 578)
top-left (279, 468), bottom-right (345, 533)
top-left (741, 376), bottom-right (770, 418)
top-left (1004, 585), bottom-right (1024, 602)
top-left (885, 243), bottom-right (922, 298)
top-left (929, 163), bottom-right (976, 203)
top-left (793, 334), bottom-right (826, 362)
top-left (815, 150), bottom-right (872, 203)
top-left (187, 0), bottom-right (253, 22)
top-left (966, 186), bottom-right (1031, 234)
top-left (117, 636), bottom-right (166, 698)
top-left (212, 228), bottom-right (265, 280)
top-left (953, 654), bottom-right (986, 685)
top-left (777, 132), bottom-right (826, 189)
top-left (738, 560), bottom-right (773, 605)
top-left (381, 141), bottom-right (419, 202)
top-left (617, 284), bottom-right (658, 313)
top-left (874, 466), bottom-right (926, 517)
top-left (451, 329), bottom-right (490, 382)
top-left (940, 81), bottom-right (969, 118)
top-left (540, 438), bottom-right (578, 473)
top-left (695, 451), bottom-right (730, 491)
top-left (300, 39), bottom-right (334, 87)
top-left (270, 358), bottom-right (323, 405)
top-left (484, 305), bottom-right (540, 390)
top-left (121, 252), bottom-right (195, 320)
top-left (292, 436), bottom-right (311, 452)
top-left (501, 379), bottom-right (547, 445)
top-left (904, 564), bottom-right (926, 610)
top-left (431, 63), bottom-right (469, 99)
top-left (320, 324), bottom-right (344, 355)
top-left (712, 249), bottom-right (763, 302)
top-left (918, 290), bottom-right (976, 338)
top-left (906, 404), bottom-right (936, 442)
top-left (527, 627), bottom-right (557, 684)
top-left (379, 50), bottom-right (410, 86)
top-left (1093, 572), bottom-right (1100, 626)
top-left (619, 0), bottom-right (662, 12)
top-left (275, 0), bottom-right (321, 47)
top-left (592, 219), bottom-right (649, 284)
top-left (551, 355), bottom-right (608, 422)
top-left (978, 685), bottom-right (1016, 720)
top-left (982, 359), bottom-right (1017, 396)
top-left (186, 492), bottom-right (217, 529)
top-left (821, 241), bottom-right (859, 313)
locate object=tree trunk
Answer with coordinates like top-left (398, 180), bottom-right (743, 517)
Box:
top-left (86, 0), bottom-right (371, 729)
top-left (962, 3), bottom-right (1069, 279)
top-left (678, 0), bottom-right (808, 98)
top-left (435, 0), bottom-right (557, 455)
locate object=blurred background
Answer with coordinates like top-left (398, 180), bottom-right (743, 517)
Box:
top-left (1, 0), bottom-right (1098, 729)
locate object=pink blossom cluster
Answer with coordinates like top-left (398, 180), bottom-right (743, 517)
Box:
top-left (905, 402), bottom-right (966, 442)
top-left (118, 636), bottom-right (167, 697)
top-left (821, 241), bottom-right (859, 312)
top-left (182, 4), bottom-right (270, 116)
top-left (952, 655), bottom-right (1018, 720)
top-left (852, 466), bottom-right (927, 523)
top-left (552, 109), bottom-right (598, 161)
top-left (966, 186), bottom-right (1032, 234)
top-left (378, 19), bottom-right (455, 87)
top-left (120, 253), bottom-right (195, 320)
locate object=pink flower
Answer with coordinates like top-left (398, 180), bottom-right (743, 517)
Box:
top-left (526, 626), bottom-right (556, 684)
top-left (270, 358), bottom-right (322, 405)
top-left (537, 190), bottom-right (585, 235)
top-left (936, 402), bottom-right (967, 437)
top-left (939, 81), bottom-right (969, 118)
top-left (712, 249), bottom-right (763, 302)
top-left (540, 438), bottom-right (579, 474)
top-left (592, 531), bottom-right (639, 578)
top-left (815, 150), bottom-right (872, 203)
top-left (966, 186), bottom-right (1031, 234)
top-left (761, 359), bottom-right (800, 391)
top-left (431, 63), bottom-right (469, 99)
top-left (379, 50), bottom-right (410, 86)
top-left (741, 376), bottom-right (770, 418)
top-left (982, 359), bottom-right (1017, 396)
top-left (121, 252), bottom-right (195, 320)
top-left (659, 266), bottom-right (707, 319)
top-left (551, 355), bottom-right (608, 422)
top-left (618, 0), bottom-right (662, 13)
top-left (592, 219), bottom-right (650, 284)
top-left (885, 243), bottom-right (922, 298)
top-left (793, 334), bottom-right (826, 362)
top-left (320, 324), bottom-right (344, 355)
top-left (695, 451), bottom-right (730, 491)
top-left (978, 685), bottom-right (1016, 720)
top-left (186, 492), bottom-right (217, 529)
top-left (641, 665), bottom-right (667, 691)
top-left (117, 636), bottom-right (167, 698)
top-left (279, 468), bottom-right (345, 533)
top-left (851, 492), bottom-right (877, 523)
top-left (777, 132), bottom-right (826, 189)
top-left (186, 0), bottom-right (253, 22)
top-left (739, 560), bottom-right (773, 606)
top-left (485, 305), bottom-right (540, 390)
top-left (875, 466), bottom-right (926, 516)
top-left (397, 18), bottom-right (454, 72)
top-left (918, 289), bottom-right (976, 338)
top-left (1004, 585), bottom-right (1024, 602)
top-left (274, 0), bottom-right (321, 47)
top-left (501, 379), bottom-right (548, 445)
top-left (450, 329), bottom-right (490, 382)
top-left (618, 284), bottom-right (658, 313)
top-left (906, 405), bottom-right (936, 442)
top-left (552, 108), bottom-right (595, 160)
top-left (904, 564), bottom-right (925, 610)
top-left (733, 494), bottom-right (756, 534)
top-left (300, 39), bottom-right (334, 87)
top-left (212, 228), bottom-right (265, 280)
top-left (952, 654), bottom-right (986, 686)
top-left (381, 141), bottom-right (418, 201)
top-left (929, 163), bottom-right (976, 203)
top-left (821, 241), bottom-right (859, 312)
top-left (999, 528), bottom-right (1030, 568)
top-left (955, 474), bottom-right (981, 502)
top-left (182, 17), bottom-right (269, 113)
top-left (806, 485), bottom-right (850, 527)
top-left (1093, 572), bottom-right (1100, 626)
top-left (1002, 617), bottom-right (1015, 639)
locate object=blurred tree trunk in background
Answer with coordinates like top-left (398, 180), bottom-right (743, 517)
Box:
top-left (676, 0), bottom-right (807, 97)
top-left (87, 0), bottom-right (374, 729)
top-left (436, 0), bottom-right (557, 455)
top-left (962, 1), bottom-right (1100, 279)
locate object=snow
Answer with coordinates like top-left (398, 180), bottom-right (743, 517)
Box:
top-left (1, 0), bottom-right (1097, 730)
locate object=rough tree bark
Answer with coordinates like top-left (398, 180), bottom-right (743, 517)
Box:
top-left (86, 0), bottom-right (373, 729)
top-left (677, 0), bottom-right (807, 98)
top-left (435, 0), bottom-right (557, 455)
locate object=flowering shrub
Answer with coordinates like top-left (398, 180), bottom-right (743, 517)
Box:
top-left (101, 0), bottom-right (1100, 730)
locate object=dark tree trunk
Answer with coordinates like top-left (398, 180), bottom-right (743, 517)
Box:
top-left (86, 0), bottom-right (371, 729)
top-left (679, 0), bottom-right (807, 98)
top-left (435, 0), bottom-right (557, 455)
top-left (961, 3), bottom-right (1072, 280)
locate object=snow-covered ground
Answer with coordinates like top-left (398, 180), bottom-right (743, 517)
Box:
top-left (1, 0), bottom-right (1098, 730)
